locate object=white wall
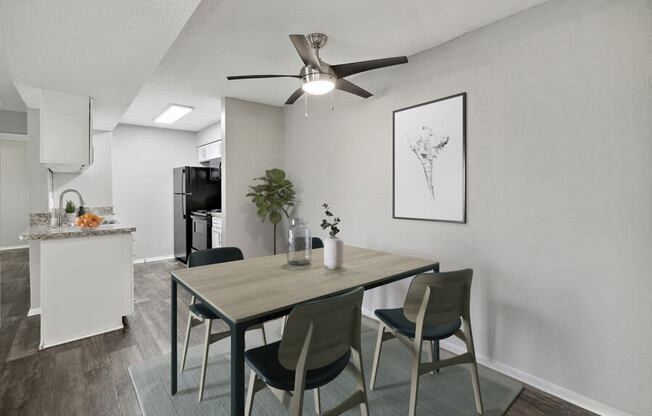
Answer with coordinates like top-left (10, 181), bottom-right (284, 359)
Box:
top-left (27, 109), bottom-right (49, 213)
top-left (0, 138), bottom-right (29, 247)
top-left (112, 124), bottom-right (197, 260)
top-left (196, 121), bottom-right (220, 146)
top-left (0, 109), bottom-right (27, 134)
top-left (221, 97), bottom-right (283, 258)
top-left (26, 109), bottom-right (48, 314)
top-left (52, 132), bottom-right (113, 210)
top-left (281, 1), bottom-right (652, 415)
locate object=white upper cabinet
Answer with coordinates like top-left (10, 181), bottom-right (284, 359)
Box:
top-left (40, 90), bottom-right (92, 173)
top-left (198, 140), bottom-right (221, 162)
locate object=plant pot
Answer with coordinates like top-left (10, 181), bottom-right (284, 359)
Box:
top-left (324, 237), bottom-right (343, 269)
top-left (64, 212), bottom-right (77, 225)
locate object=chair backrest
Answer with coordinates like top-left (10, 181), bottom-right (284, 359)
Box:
top-left (187, 247), bottom-right (244, 268)
top-left (279, 287), bottom-right (363, 371)
top-left (403, 269), bottom-right (473, 326)
top-left (312, 237), bottom-right (324, 249)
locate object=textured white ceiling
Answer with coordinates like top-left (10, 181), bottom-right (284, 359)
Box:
top-left (121, 0), bottom-right (548, 131)
top-left (0, 0), bottom-right (201, 130)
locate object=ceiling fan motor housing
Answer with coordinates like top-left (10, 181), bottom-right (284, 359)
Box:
top-left (300, 65), bottom-right (336, 95)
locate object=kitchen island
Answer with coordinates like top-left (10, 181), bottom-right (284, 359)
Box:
top-left (21, 222), bottom-right (136, 349)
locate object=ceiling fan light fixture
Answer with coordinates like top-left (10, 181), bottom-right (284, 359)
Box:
top-left (226, 33), bottom-right (408, 104)
top-left (301, 72), bottom-right (335, 95)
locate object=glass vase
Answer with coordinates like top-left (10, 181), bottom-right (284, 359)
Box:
top-left (287, 218), bottom-right (312, 265)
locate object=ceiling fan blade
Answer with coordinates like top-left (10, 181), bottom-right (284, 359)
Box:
top-left (335, 79), bottom-right (372, 99)
top-left (331, 56), bottom-right (408, 78)
top-left (289, 34), bottom-right (322, 70)
top-left (227, 74), bottom-right (299, 80)
top-left (285, 88), bottom-right (304, 105)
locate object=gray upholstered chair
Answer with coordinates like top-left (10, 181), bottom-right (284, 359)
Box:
top-left (180, 247), bottom-right (267, 401)
top-left (312, 237), bottom-right (324, 249)
top-left (244, 287), bottom-right (369, 416)
top-left (369, 269), bottom-right (484, 415)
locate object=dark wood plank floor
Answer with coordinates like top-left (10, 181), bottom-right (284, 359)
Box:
top-left (0, 248), bottom-right (596, 416)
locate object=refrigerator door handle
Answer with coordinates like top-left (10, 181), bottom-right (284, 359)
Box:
top-left (181, 168), bottom-right (187, 219)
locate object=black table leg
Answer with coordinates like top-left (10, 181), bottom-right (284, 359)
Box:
top-left (433, 263), bottom-right (440, 372)
top-left (171, 278), bottom-right (178, 395)
top-left (230, 322), bottom-right (246, 416)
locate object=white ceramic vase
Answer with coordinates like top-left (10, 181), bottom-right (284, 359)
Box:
top-left (324, 237), bottom-right (343, 269)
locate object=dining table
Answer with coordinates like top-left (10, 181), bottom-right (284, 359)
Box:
top-left (170, 245), bottom-right (439, 415)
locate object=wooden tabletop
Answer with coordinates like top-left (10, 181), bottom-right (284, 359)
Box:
top-left (171, 245), bottom-right (438, 324)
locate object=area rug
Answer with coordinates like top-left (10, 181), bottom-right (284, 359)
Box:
top-left (129, 319), bottom-right (522, 415)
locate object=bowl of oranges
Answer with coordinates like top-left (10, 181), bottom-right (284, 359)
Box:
top-left (75, 213), bottom-right (103, 229)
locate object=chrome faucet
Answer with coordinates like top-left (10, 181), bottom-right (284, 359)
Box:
top-left (58, 189), bottom-right (85, 226)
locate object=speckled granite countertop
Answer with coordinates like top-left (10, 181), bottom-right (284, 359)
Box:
top-left (20, 222), bottom-right (136, 241)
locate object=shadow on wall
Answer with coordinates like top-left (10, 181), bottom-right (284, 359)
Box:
top-left (239, 198), bottom-right (275, 257)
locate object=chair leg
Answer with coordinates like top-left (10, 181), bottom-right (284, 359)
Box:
top-left (470, 362), bottom-right (483, 414)
top-left (409, 338), bottom-right (423, 416)
top-left (424, 340), bottom-right (440, 374)
top-left (463, 318), bottom-right (483, 414)
top-left (245, 370), bottom-right (258, 416)
top-left (369, 322), bottom-right (385, 390)
top-left (180, 314), bottom-right (194, 372)
top-left (313, 388), bottom-right (321, 415)
top-left (352, 348), bottom-right (370, 416)
top-left (198, 319), bottom-right (212, 401)
top-left (426, 340), bottom-right (435, 375)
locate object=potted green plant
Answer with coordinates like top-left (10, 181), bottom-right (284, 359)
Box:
top-left (246, 168), bottom-right (296, 254)
top-left (64, 200), bottom-right (77, 225)
top-left (321, 202), bottom-right (343, 269)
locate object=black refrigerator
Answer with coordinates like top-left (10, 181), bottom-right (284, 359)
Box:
top-left (173, 166), bottom-right (221, 263)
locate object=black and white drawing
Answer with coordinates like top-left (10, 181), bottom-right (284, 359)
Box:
top-left (393, 93), bottom-right (466, 223)
top-left (408, 127), bottom-right (450, 200)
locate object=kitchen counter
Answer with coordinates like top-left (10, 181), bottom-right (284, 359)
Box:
top-left (24, 220), bottom-right (135, 349)
top-left (20, 222), bottom-right (136, 240)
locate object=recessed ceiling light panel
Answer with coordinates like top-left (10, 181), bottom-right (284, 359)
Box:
top-left (154, 104), bottom-right (193, 124)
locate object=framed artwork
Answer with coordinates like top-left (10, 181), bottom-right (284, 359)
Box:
top-left (393, 92), bottom-right (466, 223)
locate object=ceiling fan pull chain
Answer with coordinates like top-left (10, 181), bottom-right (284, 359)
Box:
top-left (330, 90), bottom-right (335, 111)
top-left (304, 94), bottom-right (309, 118)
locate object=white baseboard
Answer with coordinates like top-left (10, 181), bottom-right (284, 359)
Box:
top-left (437, 341), bottom-right (632, 416)
top-left (0, 244), bottom-right (28, 251)
top-left (27, 307), bottom-right (41, 317)
top-left (362, 310), bottom-right (631, 416)
top-left (133, 254), bottom-right (175, 264)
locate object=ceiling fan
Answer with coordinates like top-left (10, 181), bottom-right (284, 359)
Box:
top-left (226, 33), bottom-right (408, 105)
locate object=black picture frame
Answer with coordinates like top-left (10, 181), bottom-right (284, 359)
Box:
top-left (392, 92), bottom-right (467, 223)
